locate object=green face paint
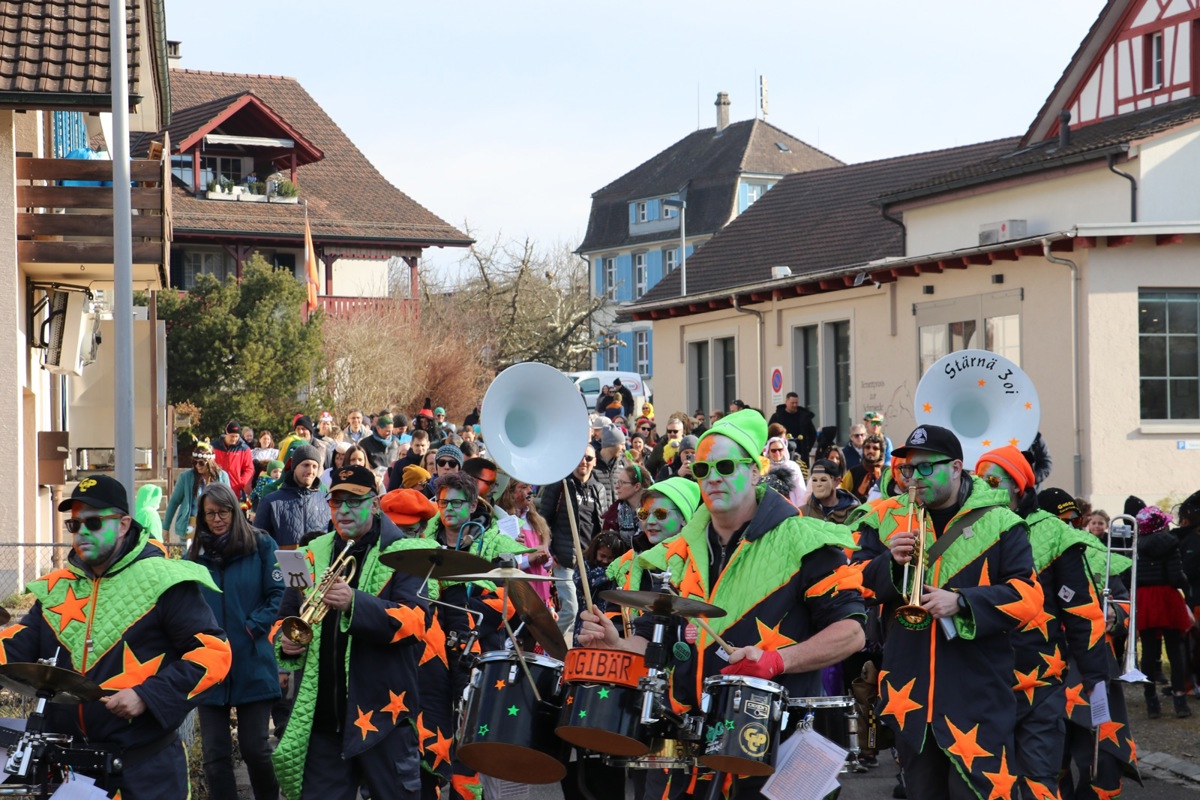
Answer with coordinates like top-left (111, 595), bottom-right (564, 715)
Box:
top-left (330, 494), bottom-right (376, 539)
top-left (695, 437), bottom-right (755, 514)
top-left (642, 497), bottom-right (684, 544)
top-left (438, 489), bottom-right (472, 532)
top-left (72, 507), bottom-right (124, 567)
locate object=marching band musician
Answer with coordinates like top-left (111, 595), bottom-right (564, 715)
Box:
top-left (854, 426), bottom-right (1041, 800)
top-left (579, 409), bottom-right (867, 798)
top-left (973, 447), bottom-right (1115, 800)
top-left (0, 476), bottom-right (232, 800)
top-left (273, 465), bottom-right (429, 800)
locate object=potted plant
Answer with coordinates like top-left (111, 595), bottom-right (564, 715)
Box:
top-left (239, 179), bottom-right (268, 202)
top-left (268, 177), bottom-right (300, 204)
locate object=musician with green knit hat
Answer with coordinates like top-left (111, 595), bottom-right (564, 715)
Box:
top-left (579, 408), bottom-right (866, 798)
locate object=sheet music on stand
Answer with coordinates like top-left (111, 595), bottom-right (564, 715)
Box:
top-left (478, 775), bottom-right (531, 799)
top-left (762, 728), bottom-right (846, 800)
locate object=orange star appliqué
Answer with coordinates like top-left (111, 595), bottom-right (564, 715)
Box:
top-left (982, 748), bottom-right (1017, 800)
top-left (1126, 735), bottom-right (1137, 762)
top-left (1025, 778), bottom-right (1057, 800)
top-left (182, 633), bottom-right (232, 699)
top-left (1040, 646), bottom-right (1068, 680)
top-left (1020, 603), bottom-right (1055, 640)
top-left (1062, 582), bottom-right (1106, 648)
top-left (47, 586), bottom-right (89, 633)
top-left (353, 706), bottom-right (378, 740)
top-left (946, 719), bottom-right (994, 772)
top-left (678, 562), bottom-right (705, 598)
top-left (1012, 667), bottom-right (1048, 703)
top-left (420, 612), bottom-right (447, 667)
top-left (385, 605), bottom-right (426, 644)
top-left (994, 576), bottom-right (1044, 628)
top-left (1064, 683), bottom-right (1089, 716)
top-left (99, 643), bottom-right (164, 691)
top-left (40, 568), bottom-right (76, 593)
top-left (415, 712), bottom-right (435, 746)
top-left (755, 619), bottom-right (797, 652)
top-left (1097, 720), bottom-right (1124, 746)
top-left (978, 559), bottom-right (991, 587)
top-left (481, 591), bottom-right (516, 621)
top-left (880, 678), bottom-right (923, 730)
top-left (0, 625), bottom-right (26, 666)
top-left (429, 727), bottom-right (453, 771)
top-left (381, 690), bottom-right (408, 724)
top-left (663, 535), bottom-right (691, 566)
top-left (1092, 785), bottom-right (1121, 800)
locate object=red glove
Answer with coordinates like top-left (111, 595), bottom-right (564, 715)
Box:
top-left (720, 649), bottom-right (784, 680)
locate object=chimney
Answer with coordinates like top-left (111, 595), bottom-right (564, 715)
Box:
top-left (1058, 109), bottom-right (1071, 149)
top-left (715, 92), bottom-right (731, 132)
top-left (167, 40), bottom-right (182, 68)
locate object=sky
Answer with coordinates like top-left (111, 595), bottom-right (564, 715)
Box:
top-left (166, 1), bottom-right (1103, 281)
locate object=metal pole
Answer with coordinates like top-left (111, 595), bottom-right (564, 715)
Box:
top-left (679, 204), bottom-right (687, 297)
top-left (111, 0), bottom-right (135, 495)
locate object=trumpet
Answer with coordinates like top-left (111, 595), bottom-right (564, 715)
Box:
top-left (897, 487), bottom-right (932, 630)
top-left (280, 548), bottom-right (358, 646)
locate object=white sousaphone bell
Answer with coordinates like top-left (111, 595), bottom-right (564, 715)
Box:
top-left (913, 349), bottom-right (1040, 468)
top-left (481, 362), bottom-right (590, 486)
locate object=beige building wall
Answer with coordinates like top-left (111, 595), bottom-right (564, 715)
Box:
top-left (1138, 125), bottom-right (1200, 222)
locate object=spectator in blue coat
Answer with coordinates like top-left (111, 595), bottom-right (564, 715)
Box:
top-left (255, 444), bottom-right (330, 549)
top-left (188, 483), bottom-right (284, 800)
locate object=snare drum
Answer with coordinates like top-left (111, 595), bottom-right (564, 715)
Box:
top-left (698, 675), bottom-right (786, 777)
top-left (789, 695), bottom-right (860, 770)
top-left (555, 647), bottom-right (650, 757)
top-left (456, 650), bottom-right (567, 783)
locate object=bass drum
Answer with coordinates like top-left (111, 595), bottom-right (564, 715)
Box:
top-left (456, 651), bottom-right (567, 783)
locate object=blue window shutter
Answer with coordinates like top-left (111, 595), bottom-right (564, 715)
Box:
top-left (737, 183), bottom-right (750, 214)
top-left (594, 257), bottom-right (604, 296)
top-left (646, 330), bottom-right (654, 377)
top-left (647, 249), bottom-right (663, 288)
top-left (616, 254), bottom-right (633, 302)
top-left (629, 203), bottom-right (637, 226)
top-left (648, 199), bottom-right (660, 220)
top-left (619, 333), bottom-right (635, 372)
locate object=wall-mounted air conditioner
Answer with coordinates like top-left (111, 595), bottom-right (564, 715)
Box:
top-left (43, 290), bottom-right (90, 376)
top-left (979, 220), bottom-right (1027, 246)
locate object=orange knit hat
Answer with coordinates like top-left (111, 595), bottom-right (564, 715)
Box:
top-left (975, 445), bottom-right (1035, 493)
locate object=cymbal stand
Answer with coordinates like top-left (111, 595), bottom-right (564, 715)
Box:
top-left (499, 579), bottom-right (542, 704)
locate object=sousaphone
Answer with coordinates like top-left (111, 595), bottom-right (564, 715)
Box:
top-left (913, 349), bottom-right (1040, 468)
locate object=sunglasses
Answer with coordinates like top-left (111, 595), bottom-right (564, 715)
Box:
top-left (638, 426), bottom-right (651, 432)
top-left (768, 448), bottom-right (786, 454)
top-left (897, 459), bottom-right (953, 479)
top-left (691, 458), bottom-right (756, 480)
top-left (637, 507), bottom-right (672, 521)
top-left (581, 455), bottom-right (596, 463)
top-left (436, 459), bottom-right (459, 468)
top-left (65, 514), bottom-right (123, 533)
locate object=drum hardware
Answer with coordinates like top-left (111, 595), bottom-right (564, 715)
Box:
top-left (787, 695), bottom-right (861, 772)
top-left (699, 675), bottom-right (787, 777)
top-left (660, 582), bottom-right (737, 655)
top-left (603, 737), bottom-right (702, 770)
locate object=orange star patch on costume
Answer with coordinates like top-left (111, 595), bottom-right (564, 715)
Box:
top-left (1064, 683), bottom-right (1089, 716)
top-left (0, 625), bottom-right (26, 666)
top-left (678, 562), bottom-right (705, 599)
top-left (1091, 785), bottom-right (1120, 800)
top-left (429, 728), bottom-right (453, 771)
top-left (416, 712), bottom-right (435, 746)
top-left (754, 619), bottom-right (797, 651)
top-left (805, 563), bottom-right (864, 598)
top-left (880, 678), bottom-right (923, 731)
top-left (1012, 667), bottom-right (1049, 704)
top-left (385, 605), bottom-right (426, 644)
top-left (182, 632), bottom-right (232, 699)
top-left (663, 535), bottom-right (690, 566)
top-left (946, 719), bottom-right (994, 772)
top-left (994, 576), bottom-right (1044, 628)
top-left (381, 690), bottom-right (408, 724)
top-left (1097, 720), bottom-right (1123, 747)
top-left (420, 613), bottom-right (447, 667)
top-left (99, 643), bottom-right (164, 691)
top-left (1024, 777), bottom-right (1057, 800)
top-left (1062, 582), bottom-right (1106, 648)
top-left (1040, 646), bottom-right (1068, 680)
top-left (39, 568), bottom-right (75, 593)
top-left (982, 748), bottom-right (1017, 800)
top-left (353, 706), bottom-right (378, 740)
top-left (47, 586), bottom-right (89, 633)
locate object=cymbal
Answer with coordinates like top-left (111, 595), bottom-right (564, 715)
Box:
top-left (505, 580), bottom-right (567, 661)
top-left (379, 548), bottom-right (493, 579)
top-left (442, 567), bottom-right (564, 583)
top-left (598, 590), bottom-right (727, 619)
top-left (0, 663), bottom-right (102, 704)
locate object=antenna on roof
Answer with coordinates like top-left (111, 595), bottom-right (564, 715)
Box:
top-left (760, 76), bottom-right (769, 120)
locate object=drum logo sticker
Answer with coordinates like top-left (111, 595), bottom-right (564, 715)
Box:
top-left (745, 694), bottom-right (770, 721)
top-left (739, 723), bottom-right (770, 758)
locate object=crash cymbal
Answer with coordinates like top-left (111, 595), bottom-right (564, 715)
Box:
top-left (442, 567), bottom-right (564, 583)
top-left (504, 580), bottom-right (567, 661)
top-left (379, 548), bottom-right (493, 579)
top-left (598, 590), bottom-right (727, 619)
top-left (0, 663), bottom-right (102, 704)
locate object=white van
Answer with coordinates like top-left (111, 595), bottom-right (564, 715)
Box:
top-left (566, 371), bottom-right (653, 418)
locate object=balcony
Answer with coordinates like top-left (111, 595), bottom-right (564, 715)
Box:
top-left (16, 155), bottom-right (172, 289)
top-left (318, 295), bottom-right (417, 320)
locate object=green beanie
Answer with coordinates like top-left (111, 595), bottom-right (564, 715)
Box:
top-left (648, 477), bottom-right (702, 523)
top-left (698, 408), bottom-right (768, 461)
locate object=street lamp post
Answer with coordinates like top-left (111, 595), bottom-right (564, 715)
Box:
top-left (663, 199), bottom-right (687, 296)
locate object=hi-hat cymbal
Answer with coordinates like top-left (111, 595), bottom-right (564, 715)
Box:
top-left (504, 580), bottom-right (567, 661)
top-left (0, 663), bottom-right (102, 704)
top-left (379, 548), bottom-right (493, 579)
top-left (598, 590), bottom-right (727, 619)
top-left (442, 567), bottom-right (564, 583)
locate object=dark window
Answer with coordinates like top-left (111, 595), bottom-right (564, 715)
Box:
top-left (1140, 290), bottom-right (1200, 419)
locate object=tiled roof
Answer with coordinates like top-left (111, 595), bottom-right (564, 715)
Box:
top-left (160, 69), bottom-right (470, 247)
top-left (579, 118), bottom-right (841, 253)
top-left (634, 137), bottom-right (1019, 306)
top-left (0, 0), bottom-right (168, 122)
top-left (880, 95), bottom-right (1200, 205)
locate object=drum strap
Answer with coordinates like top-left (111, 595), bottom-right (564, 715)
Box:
top-left (925, 507), bottom-right (990, 563)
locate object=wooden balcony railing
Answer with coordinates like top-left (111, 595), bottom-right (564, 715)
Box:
top-left (318, 295), bottom-right (418, 320)
top-left (16, 151), bottom-right (172, 288)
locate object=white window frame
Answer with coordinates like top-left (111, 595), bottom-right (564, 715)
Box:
top-left (664, 248), bottom-right (677, 273)
top-left (1138, 289), bottom-right (1200, 422)
top-left (634, 253), bottom-right (647, 298)
top-left (746, 183), bottom-right (764, 205)
top-left (637, 202), bottom-right (648, 223)
top-left (635, 330), bottom-right (649, 375)
top-left (603, 257), bottom-right (616, 299)
top-left (607, 340), bottom-right (621, 370)
top-left (662, 200), bottom-right (675, 218)
top-left (915, 289), bottom-right (1023, 377)
top-left (1149, 31), bottom-right (1165, 89)
top-left (790, 317), bottom-right (854, 446)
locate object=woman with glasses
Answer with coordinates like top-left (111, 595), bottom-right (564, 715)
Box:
top-left (188, 484), bottom-right (283, 800)
top-left (164, 441), bottom-right (231, 542)
top-left (601, 464), bottom-right (652, 548)
top-left (608, 477), bottom-right (703, 601)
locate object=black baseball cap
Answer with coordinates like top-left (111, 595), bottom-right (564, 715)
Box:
top-left (1038, 488), bottom-right (1079, 520)
top-left (58, 475), bottom-right (131, 515)
top-left (328, 465), bottom-right (378, 496)
top-left (893, 424), bottom-right (964, 462)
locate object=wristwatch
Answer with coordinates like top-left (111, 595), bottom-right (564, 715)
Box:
top-left (956, 593), bottom-right (969, 612)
